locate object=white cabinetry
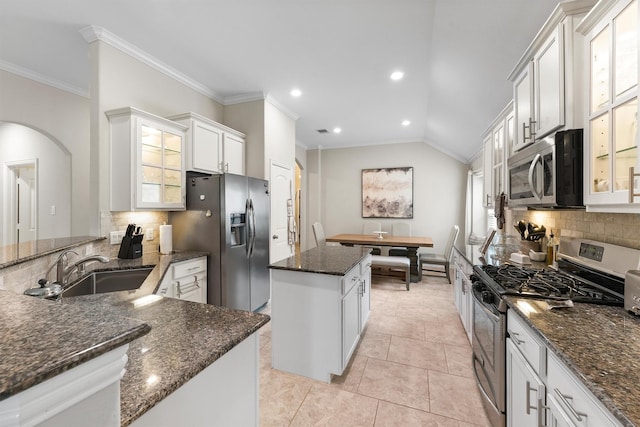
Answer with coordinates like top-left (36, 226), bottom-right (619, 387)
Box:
top-left (156, 257), bottom-right (207, 304)
top-left (577, 0), bottom-right (639, 210)
top-left (508, 1), bottom-right (594, 150)
top-left (507, 310), bottom-right (622, 427)
top-left (452, 249), bottom-right (472, 343)
top-left (547, 351), bottom-right (622, 426)
top-left (106, 107), bottom-right (187, 211)
top-left (506, 311), bottom-right (545, 427)
top-left (483, 101), bottom-right (513, 208)
top-left (169, 112), bottom-right (246, 175)
top-left (270, 254), bottom-right (371, 382)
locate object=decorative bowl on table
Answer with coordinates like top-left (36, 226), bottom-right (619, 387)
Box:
top-left (372, 231), bottom-right (387, 240)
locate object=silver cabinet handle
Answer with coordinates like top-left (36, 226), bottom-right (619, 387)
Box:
top-left (554, 388), bottom-right (587, 422)
top-left (526, 381), bottom-right (537, 415)
top-left (509, 331), bottom-right (525, 345)
top-left (175, 281), bottom-right (181, 297)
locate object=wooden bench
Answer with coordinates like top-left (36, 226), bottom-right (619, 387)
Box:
top-left (370, 255), bottom-right (410, 290)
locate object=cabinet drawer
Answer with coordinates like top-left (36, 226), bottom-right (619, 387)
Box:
top-left (361, 255), bottom-right (372, 275)
top-left (507, 310), bottom-right (544, 375)
top-left (174, 272), bottom-right (206, 303)
top-left (342, 265), bottom-right (361, 295)
top-left (172, 257), bottom-right (206, 279)
top-left (547, 351), bottom-right (621, 427)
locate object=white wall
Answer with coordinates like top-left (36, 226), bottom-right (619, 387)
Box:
top-left (223, 100), bottom-right (265, 179)
top-left (0, 69), bottom-right (90, 236)
top-left (313, 141), bottom-right (468, 253)
top-left (0, 123), bottom-right (71, 241)
top-left (295, 144), bottom-right (308, 250)
top-left (264, 100), bottom-right (295, 174)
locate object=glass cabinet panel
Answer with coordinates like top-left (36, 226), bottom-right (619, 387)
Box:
top-left (591, 113), bottom-right (610, 193)
top-left (591, 26), bottom-right (610, 113)
top-left (614, 0), bottom-right (638, 98)
top-left (614, 98), bottom-right (638, 190)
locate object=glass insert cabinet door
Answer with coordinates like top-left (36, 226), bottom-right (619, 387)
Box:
top-left (138, 122), bottom-right (184, 208)
top-left (586, 0), bottom-right (638, 204)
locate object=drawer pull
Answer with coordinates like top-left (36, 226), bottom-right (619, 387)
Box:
top-left (525, 381), bottom-right (537, 415)
top-left (187, 266), bottom-right (200, 272)
top-left (509, 331), bottom-right (525, 345)
top-left (554, 388), bottom-right (587, 422)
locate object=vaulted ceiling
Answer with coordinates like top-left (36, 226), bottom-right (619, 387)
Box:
top-left (0, 0), bottom-right (565, 162)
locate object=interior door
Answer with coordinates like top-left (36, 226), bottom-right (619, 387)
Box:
top-left (270, 161), bottom-right (293, 263)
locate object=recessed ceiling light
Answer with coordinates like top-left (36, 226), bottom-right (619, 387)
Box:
top-left (290, 89), bottom-right (302, 97)
top-left (402, 120), bottom-right (411, 126)
top-left (390, 71), bottom-right (404, 81)
top-left (333, 127), bottom-right (342, 134)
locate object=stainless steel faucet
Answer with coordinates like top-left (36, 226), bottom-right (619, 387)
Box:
top-left (41, 250), bottom-right (110, 286)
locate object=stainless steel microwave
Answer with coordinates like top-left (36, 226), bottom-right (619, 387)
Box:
top-left (508, 129), bottom-right (583, 208)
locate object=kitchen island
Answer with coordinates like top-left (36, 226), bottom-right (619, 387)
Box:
top-left (1, 251), bottom-right (270, 426)
top-left (269, 246), bottom-right (371, 382)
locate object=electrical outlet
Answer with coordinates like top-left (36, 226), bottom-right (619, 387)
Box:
top-left (146, 228), bottom-right (154, 240)
top-left (110, 231), bottom-right (125, 245)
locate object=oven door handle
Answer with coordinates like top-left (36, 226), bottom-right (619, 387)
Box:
top-left (527, 153), bottom-right (543, 201)
top-left (472, 353), bottom-right (501, 412)
top-left (472, 291), bottom-right (500, 322)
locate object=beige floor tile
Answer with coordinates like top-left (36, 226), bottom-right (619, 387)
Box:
top-left (290, 383), bottom-right (378, 427)
top-left (330, 354), bottom-right (368, 392)
top-left (357, 330), bottom-right (391, 360)
top-left (395, 303), bottom-right (441, 323)
top-left (423, 320), bottom-right (469, 347)
top-left (374, 400), bottom-right (459, 427)
top-left (428, 370), bottom-right (492, 426)
top-left (260, 368), bottom-right (314, 427)
top-left (358, 358), bottom-right (430, 412)
top-left (443, 344), bottom-right (474, 378)
top-left (259, 337), bottom-right (272, 369)
top-left (387, 335), bottom-right (448, 372)
top-left (366, 313), bottom-right (426, 341)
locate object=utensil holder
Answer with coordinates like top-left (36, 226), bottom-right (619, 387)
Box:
top-left (519, 240), bottom-right (540, 254)
top-left (118, 234), bottom-right (143, 259)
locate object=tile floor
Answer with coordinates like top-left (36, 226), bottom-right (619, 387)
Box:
top-left (258, 273), bottom-right (492, 427)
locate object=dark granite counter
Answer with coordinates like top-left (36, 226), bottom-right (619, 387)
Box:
top-left (0, 236), bottom-right (105, 270)
top-left (507, 298), bottom-right (640, 427)
top-left (0, 289), bottom-right (149, 400)
top-left (3, 250), bottom-right (270, 426)
top-left (269, 245), bottom-right (371, 276)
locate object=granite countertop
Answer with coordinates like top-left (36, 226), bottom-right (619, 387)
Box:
top-left (0, 236), bottom-right (106, 270)
top-left (2, 250), bottom-right (270, 426)
top-left (0, 289), bottom-right (150, 400)
top-left (507, 298), bottom-right (640, 427)
top-left (269, 245), bottom-right (371, 276)
top-left (61, 251), bottom-right (270, 426)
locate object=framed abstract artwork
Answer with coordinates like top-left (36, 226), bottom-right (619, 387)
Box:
top-left (362, 167), bottom-right (413, 218)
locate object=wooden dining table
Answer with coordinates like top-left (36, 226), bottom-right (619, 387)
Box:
top-left (326, 234), bottom-right (434, 282)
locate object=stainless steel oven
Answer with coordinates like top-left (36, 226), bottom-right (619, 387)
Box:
top-left (508, 129), bottom-right (583, 208)
top-left (471, 275), bottom-right (507, 427)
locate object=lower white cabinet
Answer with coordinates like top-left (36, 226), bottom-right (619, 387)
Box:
top-left (270, 254), bottom-right (371, 382)
top-left (131, 333), bottom-right (259, 427)
top-left (453, 249), bottom-right (472, 343)
top-left (507, 310), bottom-right (622, 427)
top-left (547, 351), bottom-right (621, 427)
top-left (156, 257), bottom-right (207, 304)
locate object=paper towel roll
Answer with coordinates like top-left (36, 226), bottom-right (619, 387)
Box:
top-left (159, 225), bottom-right (173, 254)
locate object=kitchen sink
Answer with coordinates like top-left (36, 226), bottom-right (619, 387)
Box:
top-left (63, 268), bottom-right (153, 297)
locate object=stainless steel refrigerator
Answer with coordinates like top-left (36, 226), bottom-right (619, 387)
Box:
top-left (169, 173), bottom-right (270, 311)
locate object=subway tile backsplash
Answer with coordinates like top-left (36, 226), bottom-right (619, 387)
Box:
top-left (506, 209), bottom-right (640, 250)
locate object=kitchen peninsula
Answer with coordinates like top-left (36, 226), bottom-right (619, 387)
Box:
top-left (0, 249), bottom-right (270, 426)
top-left (269, 246), bottom-right (371, 382)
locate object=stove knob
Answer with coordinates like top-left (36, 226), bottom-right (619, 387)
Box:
top-left (481, 290), bottom-right (494, 304)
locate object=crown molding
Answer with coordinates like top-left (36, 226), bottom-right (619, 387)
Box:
top-left (265, 94), bottom-right (300, 121)
top-left (223, 92), bottom-right (265, 105)
top-left (0, 60), bottom-right (89, 98)
top-left (79, 25), bottom-right (225, 104)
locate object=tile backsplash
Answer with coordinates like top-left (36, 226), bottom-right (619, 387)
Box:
top-left (101, 210), bottom-right (169, 258)
top-left (506, 209), bottom-right (640, 250)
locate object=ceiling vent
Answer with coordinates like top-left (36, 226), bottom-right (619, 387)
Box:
top-left (316, 129), bottom-right (329, 134)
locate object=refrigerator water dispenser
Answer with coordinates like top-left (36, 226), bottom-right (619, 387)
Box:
top-left (230, 213), bottom-right (246, 247)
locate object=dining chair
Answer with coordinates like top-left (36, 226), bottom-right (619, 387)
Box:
top-left (362, 221), bottom-right (382, 255)
top-left (419, 225), bottom-right (459, 283)
top-left (312, 222), bottom-right (340, 247)
top-left (389, 222), bottom-right (411, 257)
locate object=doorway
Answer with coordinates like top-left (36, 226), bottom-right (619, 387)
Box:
top-left (294, 162), bottom-right (302, 255)
top-left (4, 160), bottom-right (37, 245)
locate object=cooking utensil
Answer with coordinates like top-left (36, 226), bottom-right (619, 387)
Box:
top-left (514, 221), bottom-right (526, 239)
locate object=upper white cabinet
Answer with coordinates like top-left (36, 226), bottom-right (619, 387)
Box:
top-left (106, 107), bottom-right (187, 211)
top-left (577, 0), bottom-right (639, 210)
top-left (483, 101), bottom-right (514, 208)
top-left (509, 0), bottom-right (596, 152)
top-left (169, 112), bottom-right (246, 175)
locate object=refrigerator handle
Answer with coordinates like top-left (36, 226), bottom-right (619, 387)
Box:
top-left (249, 199), bottom-right (257, 257)
top-left (245, 199), bottom-right (252, 259)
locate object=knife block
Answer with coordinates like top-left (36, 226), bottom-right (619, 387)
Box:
top-left (118, 234), bottom-right (143, 259)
